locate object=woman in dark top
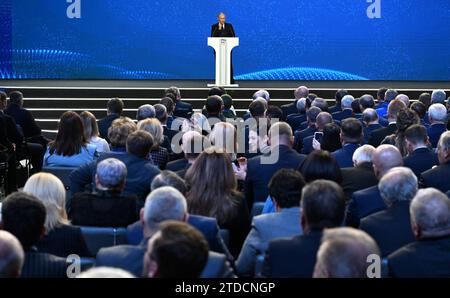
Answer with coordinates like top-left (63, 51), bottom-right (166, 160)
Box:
top-left (185, 147), bottom-right (250, 257)
top-left (23, 172), bottom-right (90, 257)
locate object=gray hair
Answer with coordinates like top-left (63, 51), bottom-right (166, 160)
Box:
top-left (352, 145), bottom-right (376, 166)
top-left (385, 89), bottom-right (398, 102)
top-left (362, 108), bottom-right (378, 123)
top-left (378, 167), bottom-right (418, 206)
top-left (341, 95), bottom-right (354, 110)
top-left (396, 94), bottom-right (410, 107)
top-left (296, 98), bottom-right (307, 113)
top-left (137, 104), bottom-right (156, 121)
top-left (431, 89), bottom-right (447, 104)
top-left (151, 171), bottom-right (187, 194)
top-left (77, 267), bottom-right (135, 278)
top-left (252, 89), bottom-right (270, 102)
top-left (154, 104), bottom-right (167, 123)
top-left (410, 188), bottom-right (450, 235)
top-left (428, 103), bottom-right (447, 123)
top-left (315, 227), bottom-right (380, 278)
top-left (143, 186), bottom-right (187, 229)
top-left (165, 86), bottom-right (181, 99)
top-left (312, 98), bottom-right (328, 111)
top-left (0, 230), bottom-right (24, 278)
top-left (96, 158), bottom-right (127, 190)
top-left (294, 86), bottom-right (309, 99)
top-left (438, 131), bottom-right (450, 152)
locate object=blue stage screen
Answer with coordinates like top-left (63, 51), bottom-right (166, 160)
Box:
top-left (1, 0), bottom-right (449, 80)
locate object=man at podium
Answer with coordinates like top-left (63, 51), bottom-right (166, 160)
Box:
top-left (211, 12), bottom-right (235, 84)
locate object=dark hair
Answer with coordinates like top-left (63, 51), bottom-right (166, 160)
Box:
top-left (266, 105), bottom-right (283, 120)
top-left (151, 170), bottom-right (187, 195)
top-left (126, 130), bottom-right (154, 158)
top-left (249, 100), bottom-right (266, 118)
top-left (321, 123), bottom-right (343, 152)
top-left (154, 104), bottom-right (168, 124)
top-left (205, 96), bottom-right (222, 115)
top-left (160, 97), bottom-right (175, 114)
top-left (150, 221), bottom-right (209, 278)
top-left (0, 91), bottom-right (6, 102)
top-left (268, 169), bottom-right (306, 209)
top-left (306, 93), bottom-right (318, 109)
top-left (208, 87), bottom-right (226, 97)
top-left (301, 180), bottom-right (346, 230)
top-left (221, 94), bottom-right (233, 109)
top-left (1, 192), bottom-right (46, 250)
top-left (164, 87), bottom-right (180, 102)
top-left (164, 92), bottom-right (177, 103)
top-left (49, 111), bottom-right (87, 156)
top-left (359, 95), bottom-right (375, 110)
top-left (8, 91), bottom-right (23, 105)
top-left (306, 107), bottom-right (321, 124)
top-left (418, 92), bottom-right (431, 108)
top-left (300, 151), bottom-right (343, 184)
top-left (107, 98), bottom-right (124, 115)
top-left (351, 99), bottom-right (362, 114)
top-left (394, 109), bottom-right (420, 156)
top-left (410, 101), bottom-right (427, 119)
top-left (335, 89), bottom-right (348, 104)
top-left (404, 124), bottom-right (428, 146)
top-left (377, 87), bottom-right (388, 101)
top-left (341, 118), bottom-right (362, 143)
top-left (385, 89), bottom-right (399, 103)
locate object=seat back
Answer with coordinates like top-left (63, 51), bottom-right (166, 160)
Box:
top-left (219, 229), bottom-right (230, 250)
top-left (251, 202), bottom-right (266, 219)
top-left (78, 226), bottom-right (128, 256)
top-left (41, 167), bottom-right (77, 189)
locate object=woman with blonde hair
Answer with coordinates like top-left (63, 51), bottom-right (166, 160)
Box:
top-left (80, 111), bottom-right (110, 153)
top-left (23, 172), bottom-right (90, 257)
top-left (137, 118), bottom-right (169, 169)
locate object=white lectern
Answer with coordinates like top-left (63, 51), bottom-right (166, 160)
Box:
top-left (208, 37), bottom-right (239, 87)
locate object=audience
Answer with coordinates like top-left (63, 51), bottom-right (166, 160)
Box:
top-left (376, 89), bottom-right (398, 119)
top-left (166, 86), bottom-right (193, 119)
top-left (329, 89), bottom-right (348, 114)
top-left (0, 230), bottom-right (24, 278)
top-left (98, 98), bottom-right (124, 142)
top-left (332, 95), bottom-right (354, 121)
top-left (77, 267), bottom-right (135, 278)
top-left (427, 103), bottom-right (448, 148)
top-left (331, 118), bottom-right (362, 168)
top-left (300, 151), bottom-right (342, 184)
top-left (281, 85), bottom-right (308, 119)
top-left (314, 123), bottom-right (342, 152)
top-left (137, 118), bottom-right (169, 169)
top-left (136, 104), bottom-right (155, 121)
top-left (301, 112), bottom-right (333, 154)
top-left (362, 108), bottom-right (382, 144)
top-left (80, 111), bottom-right (110, 153)
top-left (420, 131), bottom-right (450, 193)
top-left (369, 99), bottom-right (406, 147)
top-left (382, 109), bottom-right (420, 156)
top-left (107, 117), bottom-right (137, 152)
top-left (221, 94), bottom-right (236, 119)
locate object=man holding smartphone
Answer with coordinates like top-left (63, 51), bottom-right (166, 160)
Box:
top-left (302, 112), bottom-right (333, 154)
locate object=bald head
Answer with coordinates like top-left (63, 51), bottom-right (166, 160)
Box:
top-left (372, 145), bottom-right (403, 179)
top-left (295, 86), bottom-right (309, 99)
top-left (316, 112), bottom-right (333, 130)
top-left (0, 231), bottom-right (24, 278)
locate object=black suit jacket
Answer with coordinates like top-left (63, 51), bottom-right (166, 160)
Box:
top-left (5, 104), bottom-right (41, 139)
top-left (97, 114), bottom-right (120, 142)
top-left (419, 162), bottom-right (450, 193)
top-left (332, 109), bottom-right (353, 121)
top-left (363, 123), bottom-right (382, 144)
top-left (286, 113), bottom-right (306, 132)
top-left (427, 123), bottom-right (447, 148)
top-left (403, 147), bottom-right (439, 177)
top-left (280, 102), bottom-right (298, 120)
top-left (345, 185), bottom-right (386, 228)
top-left (0, 115), bottom-right (13, 151)
top-left (388, 236), bottom-right (450, 277)
top-left (211, 23), bottom-right (236, 37)
top-left (360, 201), bottom-right (415, 257)
top-left (21, 249), bottom-right (68, 278)
top-left (264, 231), bottom-right (322, 278)
top-left (174, 101), bottom-right (193, 119)
top-left (341, 162), bottom-right (378, 199)
top-left (331, 143), bottom-right (360, 168)
top-left (294, 126), bottom-right (316, 152)
top-left (166, 158), bottom-right (189, 172)
top-left (368, 123), bottom-right (397, 147)
top-left (301, 135), bottom-right (315, 155)
top-left (0, 110), bottom-right (23, 145)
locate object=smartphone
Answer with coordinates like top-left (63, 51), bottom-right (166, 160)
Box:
top-left (314, 132), bottom-right (324, 142)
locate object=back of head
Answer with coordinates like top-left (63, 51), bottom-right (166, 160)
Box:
top-left (410, 188), bottom-right (450, 238)
top-left (437, 131), bottom-right (450, 164)
top-left (126, 130), bottom-right (154, 158)
top-left (137, 104), bottom-right (156, 121)
top-left (431, 89), bottom-right (447, 105)
top-left (377, 87), bottom-right (388, 101)
top-left (107, 98), bottom-right (124, 115)
top-left (340, 118), bottom-right (362, 144)
top-left (137, 118), bottom-right (164, 147)
top-left (321, 123), bottom-right (342, 152)
top-left (372, 145), bottom-right (403, 178)
top-left (378, 167), bottom-right (418, 206)
top-left (1, 192), bottom-right (46, 250)
top-left (306, 106), bottom-right (321, 124)
top-left (314, 227), bottom-right (380, 278)
top-left (312, 98), bottom-right (329, 112)
top-left (205, 95), bottom-right (223, 115)
top-left (268, 169), bottom-right (306, 209)
top-left (80, 111), bottom-right (99, 140)
top-left (0, 230), bottom-right (24, 278)
top-left (296, 98), bottom-right (307, 113)
top-left (335, 89), bottom-right (349, 105)
top-left (52, 111), bottom-right (86, 156)
top-left (249, 99), bottom-right (267, 118)
top-left (316, 112), bottom-right (333, 130)
top-left (301, 180), bottom-right (345, 231)
top-left (359, 94), bottom-right (375, 111)
top-left (396, 94), bottom-right (410, 108)
top-left (269, 122), bottom-right (293, 146)
top-left (145, 221), bottom-right (209, 278)
top-left (396, 109), bottom-right (420, 133)
top-left (351, 99), bottom-right (361, 114)
top-left (208, 86), bottom-right (226, 97)
top-left (387, 99), bottom-right (406, 120)
top-left (154, 104), bottom-right (168, 124)
top-left (253, 89), bottom-right (270, 102)
top-left (385, 89), bottom-right (399, 103)
top-left (352, 145), bottom-right (376, 166)
top-left (96, 158), bottom-right (128, 192)
top-left (418, 92), bottom-right (431, 108)
top-left (266, 105), bottom-right (283, 120)
top-left (151, 171), bottom-right (187, 195)
top-left (362, 108), bottom-right (378, 124)
top-left (300, 151), bottom-right (342, 184)
top-left (428, 103), bottom-right (447, 123)
top-left (404, 124), bottom-right (428, 146)
top-left (8, 91), bottom-right (23, 106)
top-left (221, 94), bottom-right (233, 109)
top-left (165, 86), bottom-right (181, 101)
top-left (160, 97), bottom-right (175, 114)
top-left (77, 267), bottom-right (135, 278)
top-left (410, 101), bottom-right (427, 119)
top-left (108, 117), bottom-right (138, 149)
top-left (341, 95), bottom-right (354, 110)
top-left (295, 86), bottom-right (309, 99)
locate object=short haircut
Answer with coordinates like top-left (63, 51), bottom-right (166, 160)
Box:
top-left (295, 86), bottom-right (309, 99)
top-left (300, 151), bottom-right (343, 184)
top-left (268, 169), bottom-right (306, 209)
top-left (335, 89), bottom-right (349, 104)
top-left (154, 104), bottom-right (168, 124)
top-left (1, 192), bottom-right (46, 250)
top-left (351, 98), bottom-right (361, 114)
top-left (379, 167), bottom-right (418, 206)
top-left (249, 99), bottom-right (266, 118)
top-left (96, 158), bottom-right (127, 190)
top-left (108, 117), bottom-right (137, 148)
top-left (316, 112), bottom-right (333, 130)
top-left (221, 94), bottom-right (233, 109)
top-left (160, 97), bottom-right (175, 113)
top-left (410, 101), bottom-right (427, 119)
top-left (341, 118), bottom-right (362, 143)
top-left (438, 131), bottom-right (450, 152)
top-left (301, 180), bottom-right (345, 230)
top-left (126, 130), bottom-right (154, 158)
top-left (396, 94), bottom-right (410, 107)
top-left (359, 94), bottom-right (375, 110)
top-left (269, 122), bottom-right (293, 142)
top-left (8, 91), bottom-right (23, 105)
top-left (296, 98), bottom-right (307, 113)
top-left (266, 105), bottom-right (283, 120)
top-left (410, 188), bottom-right (450, 234)
top-left (0, 91), bottom-right (7, 102)
top-left (107, 98), bottom-right (124, 115)
top-left (418, 92), bottom-right (431, 108)
top-left (385, 89), bottom-right (399, 103)
top-left (428, 103), bottom-right (447, 122)
top-left (431, 89), bottom-right (447, 104)
top-left (0, 230), bottom-right (24, 278)
top-left (377, 87), bottom-right (388, 101)
top-left (165, 86), bottom-right (181, 100)
top-left (205, 95), bottom-right (222, 115)
top-left (148, 221), bottom-right (209, 278)
top-left (136, 104), bottom-right (156, 121)
top-left (341, 95), bottom-right (354, 110)
top-left (312, 98), bottom-right (329, 112)
top-left (306, 106), bottom-right (321, 123)
top-left (252, 89), bottom-right (270, 101)
top-left (143, 187), bottom-right (187, 229)
top-left (404, 124), bottom-right (428, 145)
top-left (362, 108), bottom-right (378, 123)
top-left (208, 87), bottom-right (226, 97)
top-left (387, 99), bottom-right (406, 120)
top-left (352, 145), bottom-right (376, 166)
top-left (151, 171), bottom-right (187, 195)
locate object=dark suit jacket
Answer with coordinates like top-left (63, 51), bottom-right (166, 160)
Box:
top-left (368, 123), bottom-right (397, 147)
top-left (36, 224), bottom-right (91, 258)
top-left (286, 113), bottom-right (306, 132)
top-left (245, 145), bottom-right (306, 206)
top-left (264, 231), bottom-right (322, 278)
top-left (360, 201), bottom-right (415, 257)
top-left (97, 114), bottom-right (120, 142)
top-left (0, 115), bottom-right (13, 151)
top-left (294, 126), bottom-right (316, 152)
top-left (427, 123), bottom-right (447, 148)
top-left (0, 110), bottom-right (23, 145)
top-left (341, 162), bottom-right (378, 198)
top-left (166, 158), bottom-right (189, 172)
top-left (211, 23), bottom-right (236, 37)
top-left (403, 147), bottom-right (439, 177)
top-left (420, 162), bottom-right (450, 193)
top-left (328, 105), bottom-right (341, 114)
top-left (345, 185), bottom-right (386, 227)
top-left (332, 143), bottom-right (360, 168)
top-left (388, 235), bottom-right (450, 278)
top-left (301, 135), bottom-right (315, 155)
top-left (332, 109), bottom-right (353, 121)
top-left (280, 102), bottom-right (298, 120)
top-left (363, 123), bottom-right (382, 144)
top-left (174, 101), bottom-right (193, 119)
top-left (21, 249), bottom-right (68, 278)
top-left (5, 103), bottom-right (41, 139)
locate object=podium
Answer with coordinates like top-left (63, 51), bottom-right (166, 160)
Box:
top-left (208, 37), bottom-right (239, 87)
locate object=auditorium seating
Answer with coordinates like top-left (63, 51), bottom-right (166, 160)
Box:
top-left (78, 226), bottom-right (128, 256)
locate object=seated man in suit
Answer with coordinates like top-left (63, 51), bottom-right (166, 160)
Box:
top-left (96, 186), bottom-right (235, 278)
top-left (360, 167), bottom-right (417, 257)
top-left (361, 108), bottom-right (382, 144)
top-left (332, 95), bottom-right (354, 121)
top-left (264, 180), bottom-right (346, 278)
top-left (236, 169), bottom-right (306, 277)
top-left (313, 227), bottom-right (380, 278)
top-left (1, 192), bottom-right (67, 278)
top-left (286, 98), bottom-right (307, 132)
top-left (332, 118), bottom-right (362, 168)
top-left (345, 145), bottom-right (404, 227)
top-left (0, 230), bottom-right (24, 278)
top-left (294, 106), bottom-right (320, 152)
top-left (143, 221), bottom-right (209, 278)
top-left (341, 145), bottom-right (378, 198)
top-left (70, 158), bottom-right (139, 227)
top-left (388, 188), bottom-right (450, 277)
top-left (301, 112), bottom-right (333, 155)
top-left (369, 99), bottom-right (406, 147)
top-left (97, 98), bottom-right (124, 143)
top-left (281, 86), bottom-right (308, 120)
top-left (420, 131), bottom-right (450, 193)
top-left (329, 89), bottom-right (348, 114)
top-left (403, 124), bottom-right (439, 177)
top-left (427, 103), bottom-right (448, 148)
top-left (165, 86), bottom-right (193, 120)
top-left (245, 122), bottom-right (307, 207)
top-left (376, 89), bottom-right (398, 119)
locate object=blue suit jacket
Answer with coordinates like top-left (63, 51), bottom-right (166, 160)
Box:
top-left (301, 135), bottom-right (314, 155)
top-left (427, 123), bottom-right (447, 148)
top-left (174, 100), bottom-right (193, 119)
top-left (345, 185), bottom-right (386, 227)
top-left (420, 162), bottom-right (450, 193)
top-left (363, 123), bottom-right (382, 144)
top-left (332, 143), bottom-right (360, 168)
top-left (332, 109), bottom-right (353, 121)
top-left (286, 113), bottom-right (306, 132)
top-left (403, 147), bottom-right (439, 177)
